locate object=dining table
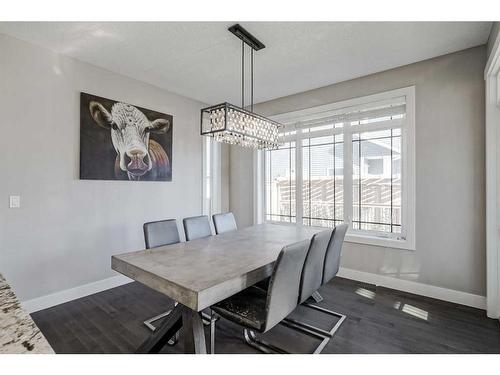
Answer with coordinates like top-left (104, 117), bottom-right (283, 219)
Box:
top-left (111, 223), bottom-right (323, 354)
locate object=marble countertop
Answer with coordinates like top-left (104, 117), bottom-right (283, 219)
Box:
top-left (0, 273), bottom-right (54, 354)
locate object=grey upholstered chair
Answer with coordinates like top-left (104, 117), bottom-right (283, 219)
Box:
top-left (144, 219), bottom-right (181, 249)
top-left (142, 219), bottom-right (181, 345)
top-left (212, 212), bottom-right (237, 234)
top-left (183, 215), bottom-right (212, 241)
top-left (210, 240), bottom-right (310, 354)
top-left (322, 223), bottom-right (348, 284)
top-left (298, 229), bottom-right (333, 304)
top-left (280, 224), bottom-right (348, 353)
top-left (254, 229), bottom-right (330, 296)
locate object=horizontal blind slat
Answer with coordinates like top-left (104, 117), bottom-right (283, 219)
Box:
top-left (288, 104), bottom-right (406, 131)
top-left (278, 95), bottom-right (406, 134)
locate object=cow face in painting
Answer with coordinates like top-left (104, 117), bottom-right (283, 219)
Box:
top-left (89, 101), bottom-right (170, 180)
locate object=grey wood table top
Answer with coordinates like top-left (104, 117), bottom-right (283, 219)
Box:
top-left (0, 274), bottom-right (54, 354)
top-left (112, 223), bottom-right (323, 311)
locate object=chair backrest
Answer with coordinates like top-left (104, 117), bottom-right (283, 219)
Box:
top-left (212, 212), bottom-right (237, 234)
top-left (143, 219), bottom-right (180, 249)
top-left (322, 223), bottom-right (348, 284)
top-left (263, 240), bottom-right (310, 332)
top-left (298, 229), bottom-right (333, 304)
top-left (183, 215), bottom-right (212, 241)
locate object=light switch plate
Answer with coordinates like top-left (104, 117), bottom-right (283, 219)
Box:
top-left (9, 195), bottom-right (20, 208)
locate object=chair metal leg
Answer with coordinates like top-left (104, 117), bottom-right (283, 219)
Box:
top-left (143, 302), bottom-right (179, 346)
top-left (311, 291), bottom-right (324, 303)
top-left (280, 317), bottom-right (332, 338)
top-left (213, 303), bottom-right (346, 354)
top-left (144, 310), bottom-right (172, 331)
top-left (136, 304), bottom-right (183, 353)
top-left (144, 304), bottom-right (210, 330)
top-left (285, 302), bottom-right (347, 339)
top-left (281, 302), bottom-right (346, 354)
top-left (242, 316), bottom-right (338, 354)
top-left (243, 329), bottom-right (289, 354)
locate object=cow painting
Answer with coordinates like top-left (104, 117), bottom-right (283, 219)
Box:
top-left (80, 93), bottom-right (173, 181)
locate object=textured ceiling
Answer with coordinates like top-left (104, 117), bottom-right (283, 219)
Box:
top-left (0, 22), bottom-right (492, 105)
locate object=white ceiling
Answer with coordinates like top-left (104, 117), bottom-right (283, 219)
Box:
top-left (0, 22), bottom-right (492, 105)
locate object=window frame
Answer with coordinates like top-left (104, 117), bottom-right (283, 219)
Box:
top-left (202, 136), bottom-right (221, 217)
top-left (255, 86), bottom-right (416, 251)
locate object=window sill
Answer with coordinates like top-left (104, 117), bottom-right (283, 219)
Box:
top-left (263, 220), bottom-right (415, 251)
top-left (345, 232), bottom-right (415, 251)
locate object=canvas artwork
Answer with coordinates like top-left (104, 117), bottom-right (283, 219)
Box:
top-left (80, 93), bottom-right (173, 181)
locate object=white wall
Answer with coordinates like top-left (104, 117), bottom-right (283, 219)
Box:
top-left (230, 46), bottom-right (487, 297)
top-left (485, 23), bottom-right (500, 318)
top-left (221, 144), bottom-right (230, 212)
top-left (0, 34), bottom-right (206, 302)
top-left (487, 22), bottom-right (500, 59)
top-left (229, 146), bottom-right (255, 228)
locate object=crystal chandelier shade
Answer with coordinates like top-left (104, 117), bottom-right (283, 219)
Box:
top-left (201, 103), bottom-right (282, 150)
top-left (200, 24), bottom-right (283, 150)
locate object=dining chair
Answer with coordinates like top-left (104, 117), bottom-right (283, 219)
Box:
top-left (212, 212), bottom-right (237, 234)
top-left (183, 215), bottom-right (212, 241)
top-left (322, 223), bottom-right (348, 285)
top-left (281, 223), bottom-right (349, 353)
top-left (142, 219), bottom-right (181, 345)
top-left (298, 229), bottom-right (333, 305)
top-left (144, 219), bottom-right (180, 249)
top-left (254, 229), bottom-right (330, 297)
top-left (210, 240), bottom-right (310, 354)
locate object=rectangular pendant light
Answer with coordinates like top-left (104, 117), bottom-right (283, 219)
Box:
top-left (200, 24), bottom-right (283, 150)
top-left (201, 102), bottom-right (282, 150)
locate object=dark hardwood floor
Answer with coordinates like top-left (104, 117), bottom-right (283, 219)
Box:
top-left (30, 277), bottom-right (500, 354)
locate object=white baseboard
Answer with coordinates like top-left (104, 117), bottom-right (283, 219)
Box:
top-left (337, 267), bottom-right (486, 310)
top-left (21, 267), bottom-right (486, 314)
top-left (21, 275), bottom-right (133, 313)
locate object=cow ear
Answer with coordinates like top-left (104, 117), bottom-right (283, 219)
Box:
top-left (89, 101), bottom-right (113, 129)
top-left (148, 118), bottom-right (170, 134)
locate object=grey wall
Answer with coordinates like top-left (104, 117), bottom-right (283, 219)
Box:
top-left (0, 34), bottom-right (206, 301)
top-left (229, 146), bottom-right (255, 228)
top-left (230, 46), bottom-right (487, 296)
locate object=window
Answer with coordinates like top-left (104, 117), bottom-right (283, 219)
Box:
top-left (352, 129), bottom-right (401, 233)
top-left (301, 134), bottom-right (344, 228)
top-left (260, 87), bottom-right (415, 250)
top-left (265, 141), bottom-right (296, 223)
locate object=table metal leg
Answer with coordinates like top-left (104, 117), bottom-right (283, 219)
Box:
top-left (136, 303), bottom-right (208, 354)
top-left (210, 310), bottom-right (217, 354)
top-left (182, 308), bottom-right (207, 354)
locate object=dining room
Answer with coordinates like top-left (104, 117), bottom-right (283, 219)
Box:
top-left (1, 1), bottom-right (500, 373)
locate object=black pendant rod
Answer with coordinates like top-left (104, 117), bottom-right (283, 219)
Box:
top-left (230, 23), bottom-right (265, 111)
top-left (251, 47), bottom-right (254, 112)
top-left (229, 24), bottom-right (265, 51)
top-left (242, 40), bottom-right (245, 109)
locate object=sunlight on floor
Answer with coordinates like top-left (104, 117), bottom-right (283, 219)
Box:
top-left (355, 287), bottom-right (376, 299)
top-left (393, 301), bottom-right (429, 320)
top-left (402, 304), bottom-right (429, 320)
